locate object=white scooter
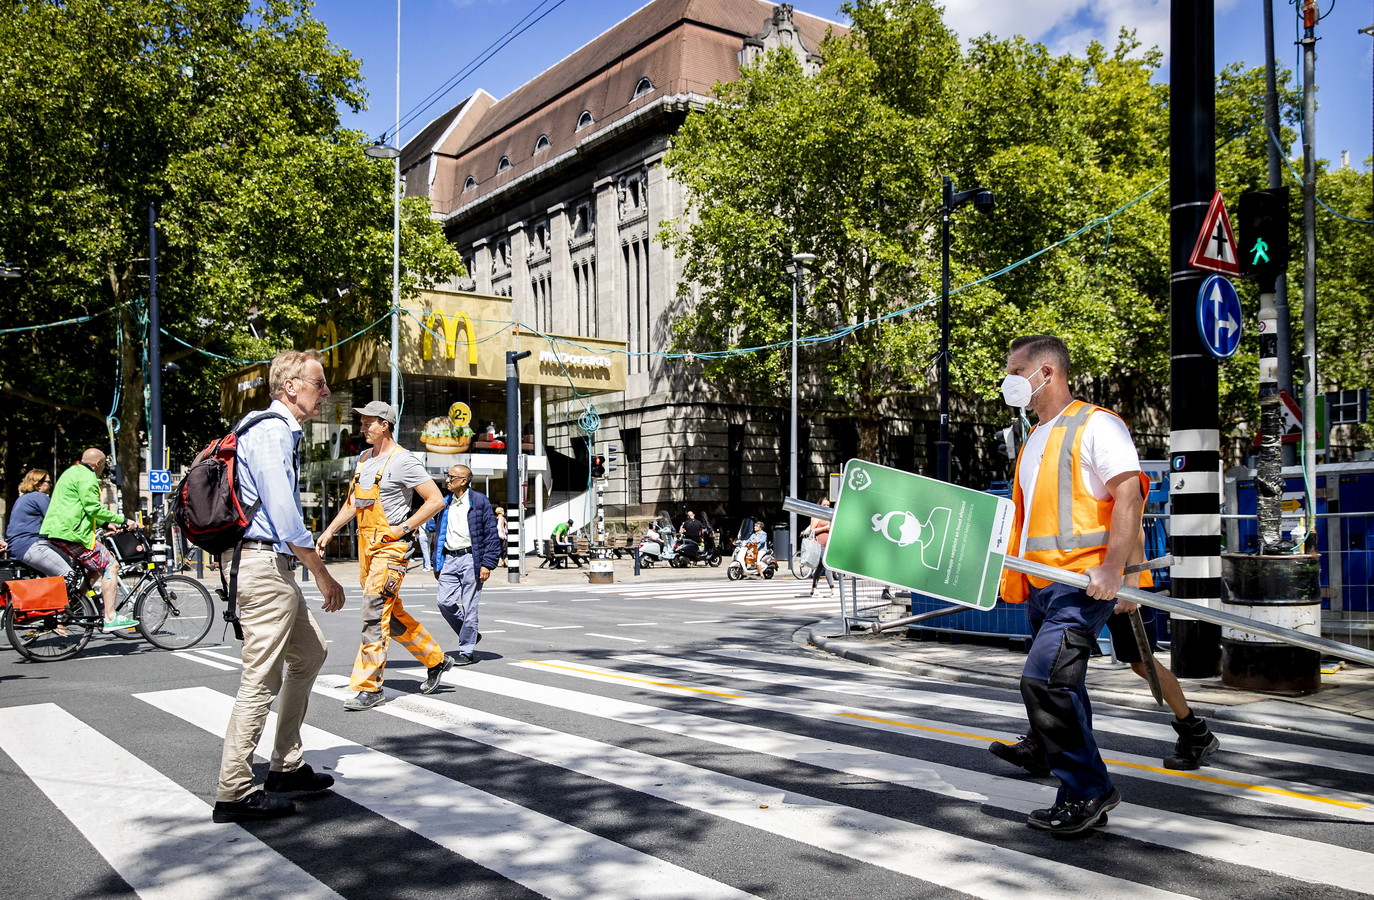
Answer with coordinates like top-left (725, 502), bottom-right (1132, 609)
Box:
top-left (636, 514), bottom-right (677, 567)
top-left (726, 520), bottom-right (778, 580)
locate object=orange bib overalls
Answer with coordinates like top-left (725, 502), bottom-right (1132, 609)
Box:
top-left (348, 447), bottom-right (445, 692)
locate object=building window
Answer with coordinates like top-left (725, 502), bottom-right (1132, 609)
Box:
top-left (497, 156), bottom-right (511, 173)
top-left (574, 258), bottom-right (598, 337)
top-left (623, 428), bottom-right (642, 505)
top-left (576, 110), bottom-right (594, 131)
top-left (463, 176), bottom-right (476, 192)
top-left (633, 77), bottom-right (653, 99)
top-left (624, 237), bottom-right (649, 373)
top-left (572, 201), bottom-right (593, 238)
top-left (533, 134), bottom-right (550, 154)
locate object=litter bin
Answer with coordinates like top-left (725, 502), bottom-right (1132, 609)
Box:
top-left (773, 525), bottom-right (791, 563)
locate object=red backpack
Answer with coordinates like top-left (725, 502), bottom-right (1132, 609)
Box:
top-left (171, 411), bottom-right (288, 555)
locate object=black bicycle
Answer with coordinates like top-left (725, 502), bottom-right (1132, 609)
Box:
top-left (4, 514), bottom-right (215, 662)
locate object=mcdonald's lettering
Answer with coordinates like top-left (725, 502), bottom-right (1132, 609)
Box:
top-left (422, 311), bottom-right (478, 366)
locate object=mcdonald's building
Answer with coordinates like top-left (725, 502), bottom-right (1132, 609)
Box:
top-left (220, 288), bottom-right (626, 554)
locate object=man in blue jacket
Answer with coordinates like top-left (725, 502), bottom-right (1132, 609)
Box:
top-left (431, 463), bottom-right (503, 665)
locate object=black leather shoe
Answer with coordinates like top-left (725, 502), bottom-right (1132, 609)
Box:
top-left (1028, 788), bottom-right (1121, 835)
top-left (989, 735), bottom-right (1052, 776)
top-left (264, 763), bottom-right (334, 794)
top-left (344, 690), bottom-right (385, 711)
top-left (451, 652), bottom-right (476, 666)
top-left (212, 789), bottom-right (296, 823)
top-left (421, 655), bottom-right (454, 694)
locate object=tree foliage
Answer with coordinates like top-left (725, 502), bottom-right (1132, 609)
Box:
top-left (661, 0), bottom-right (1361, 479)
top-left (0, 0), bottom-right (462, 511)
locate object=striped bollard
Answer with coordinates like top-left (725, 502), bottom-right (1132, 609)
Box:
top-left (507, 507), bottom-right (521, 583)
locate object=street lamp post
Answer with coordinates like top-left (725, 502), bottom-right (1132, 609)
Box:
top-left (364, 0), bottom-right (403, 408)
top-left (937, 176), bottom-right (995, 483)
top-left (788, 252), bottom-right (816, 570)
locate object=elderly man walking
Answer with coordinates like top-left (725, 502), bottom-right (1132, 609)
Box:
top-left (213, 349), bottom-right (346, 823)
top-left (432, 464), bottom-right (502, 666)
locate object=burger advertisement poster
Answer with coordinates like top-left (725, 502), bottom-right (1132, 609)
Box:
top-left (422, 402), bottom-right (475, 454)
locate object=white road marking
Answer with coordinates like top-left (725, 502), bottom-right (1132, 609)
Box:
top-left (682, 619), bottom-right (722, 625)
top-left (171, 650), bottom-right (237, 671)
top-left (136, 687), bottom-right (756, 900)
top-left (494, 619), bottom-right (544, 629)
top-left (368, 673), bottom-right (1191, 900)
top-left (585, 633), bottom-right (645, 644)
top-left (541, 626), bottom-right (583, 631)
top-left (615, 622), bottom-right (658, 627)
top-left (0, 704), bottom-right (340, 900)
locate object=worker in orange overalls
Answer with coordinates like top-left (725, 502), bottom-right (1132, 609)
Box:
top-left (317, 401), bottom-right (450, 711)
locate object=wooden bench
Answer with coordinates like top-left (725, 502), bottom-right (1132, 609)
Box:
top-left (539, 539), bottom-right (584, 569)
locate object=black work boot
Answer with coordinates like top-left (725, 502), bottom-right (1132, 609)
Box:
top-left (989, 734), bottom-right (1052, 776)
top-left (1163, 714), bottom-right (1219, 770)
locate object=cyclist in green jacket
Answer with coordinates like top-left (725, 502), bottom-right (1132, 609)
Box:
top-left (40, 448), bottom-right (140, 632)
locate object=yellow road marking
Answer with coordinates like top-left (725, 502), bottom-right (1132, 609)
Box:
top-left (838, 712), bottom-right (1366, 810)
top-left (524, 661), bottom-right (741, 698)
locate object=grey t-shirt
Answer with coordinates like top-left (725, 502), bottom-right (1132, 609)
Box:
top-left (353, 447), bottom-right (431, 526)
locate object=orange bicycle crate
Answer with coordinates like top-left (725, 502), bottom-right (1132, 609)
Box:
top-left (3, 577), bottom-right (69, 614)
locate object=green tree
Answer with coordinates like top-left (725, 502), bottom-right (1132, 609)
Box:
top-left (0, 0), bottom-right (461, 511)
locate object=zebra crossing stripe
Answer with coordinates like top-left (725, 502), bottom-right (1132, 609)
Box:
top-left (0, 704), bottom-right (340, 900)
top-left (134, 687), bottom-right (753, 900)
top-left (523, 658), bottom-right (1374, 821)
top-left (348, 674), bottom-right (1191, 900)
top-left (632, 651), bottom-right (1374, 778)
top-left (443, 663), bottom-right (1374, 893)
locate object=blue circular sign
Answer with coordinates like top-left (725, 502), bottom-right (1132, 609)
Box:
top-left (1196, 274), bottom-right (1242, 359)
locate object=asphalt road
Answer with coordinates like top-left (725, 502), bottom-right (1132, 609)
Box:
top-left (3, 572), bottom-right (1374, 900)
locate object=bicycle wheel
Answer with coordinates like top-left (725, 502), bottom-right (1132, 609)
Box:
top-left (6, 596), bottom-right (97, 662)
top-left (108, 578), bottom-right (146, 640)
top-left (134, 575), bottom-right (215, 650)
top-left (795, 560), bottom-right (814, 580)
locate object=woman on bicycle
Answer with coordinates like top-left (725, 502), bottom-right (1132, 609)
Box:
top-left (5, 469), bottom-right (72, 578)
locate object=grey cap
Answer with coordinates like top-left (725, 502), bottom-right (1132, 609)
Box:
top-left (353, 400), bottom-right (398, 426)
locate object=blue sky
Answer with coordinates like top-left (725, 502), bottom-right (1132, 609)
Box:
top-left (315, 0), bottom-right (1374, 174)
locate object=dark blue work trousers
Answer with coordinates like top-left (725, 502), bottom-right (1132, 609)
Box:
top-left (1020, 581), bottom-right (1117, 803)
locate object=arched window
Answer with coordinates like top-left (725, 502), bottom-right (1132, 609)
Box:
top-left (633, 77), bottom-right (653, 99)
top-left (463, 176), bottom-right (476, 192)
top-left (533, 134), bottom-right (550, 154)
top-left (576, 110), bottom-right (594, 131)
top-left (497, 156), bottom-right (511, 173)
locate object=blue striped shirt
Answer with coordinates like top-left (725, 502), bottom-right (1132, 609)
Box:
top-left (234, 400), bottom-right (311, 554)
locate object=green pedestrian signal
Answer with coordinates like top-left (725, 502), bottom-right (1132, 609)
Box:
top-left (1239, 188), bottom-right (1288, 281)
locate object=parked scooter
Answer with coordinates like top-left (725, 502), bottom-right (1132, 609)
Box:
top-left (670, 529), bottom-right (722, 568)
top-left (636, 514), bottom-right (676, 567)
top-left (727, 519), bottom-right (778, 580)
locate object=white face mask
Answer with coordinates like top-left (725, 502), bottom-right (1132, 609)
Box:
top-left (1001, 368), bottom-right (1046, 408)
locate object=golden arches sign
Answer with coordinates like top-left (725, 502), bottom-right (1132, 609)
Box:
top-left (316, 319), bottom-right (340, 368)
top-left (422, 311), bottom-right (478, 366)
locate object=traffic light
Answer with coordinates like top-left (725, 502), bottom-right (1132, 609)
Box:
top-left (607, 443), bottom-right (619, 473)
top-left (1239, 187), bottom-right (1289, 283)
top-left (591, 455), bottom-right (606, 478)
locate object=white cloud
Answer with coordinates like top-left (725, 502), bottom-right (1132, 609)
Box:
top-left (940, 0), bottom-right (1241, 62)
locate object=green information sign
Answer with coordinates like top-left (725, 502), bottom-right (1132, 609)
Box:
top-left (823, 460), bottom-right (1016, 611)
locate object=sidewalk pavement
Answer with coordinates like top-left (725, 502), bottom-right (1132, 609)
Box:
top-left (209, 552), bottom-right (1374, 736)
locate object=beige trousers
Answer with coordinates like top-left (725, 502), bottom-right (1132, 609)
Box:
top-left (216, 548), bottom-right (328, 802)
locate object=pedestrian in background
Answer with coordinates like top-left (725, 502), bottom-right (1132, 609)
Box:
top-left (213, 348), bottom-right (345, 824)
top-left (433, 464), bottom-right (503, 666)
top-left (493, 505), bottom-right (508, 567)
top-left (807, 498), bottom-right (834, 597)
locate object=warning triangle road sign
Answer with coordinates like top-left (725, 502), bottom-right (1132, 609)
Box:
top-left (1252, 389), bottom-right (1305, 447)
top-left (1189, 191), bottom-right (1240, 276)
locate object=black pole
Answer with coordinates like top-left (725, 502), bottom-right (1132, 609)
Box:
top-left (1263, 0), bottom-right (1298, 466)
top-left (148, 203), bottom-right (163, 516)
top-left (1168, 1), bottom-right (1222, 677)
top-left (937, 176), bottom-right (952, 483)
top-left (505, 349), bottom-right (531, 583)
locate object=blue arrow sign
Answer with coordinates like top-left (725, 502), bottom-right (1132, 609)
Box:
top-left (1196, 274), bottom-right (1242, 359)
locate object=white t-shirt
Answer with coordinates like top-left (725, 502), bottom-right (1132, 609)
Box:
top-left (1017, 406), bottom-right (1140, 553)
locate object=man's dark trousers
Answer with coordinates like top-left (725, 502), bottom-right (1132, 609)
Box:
top-left (1021, 581), bottom-right (1117, 803)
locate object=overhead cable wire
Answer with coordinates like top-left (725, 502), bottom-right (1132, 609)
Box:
top-left (1269, 127), bottom-right (1374, 224)
top-left (395, 0), bottom-right (574, 139)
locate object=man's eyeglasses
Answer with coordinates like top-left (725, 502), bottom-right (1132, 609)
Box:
top-left (446, 475), bottom-right (470, 483)
top-left (293, 376), bottom-right (328, 390)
